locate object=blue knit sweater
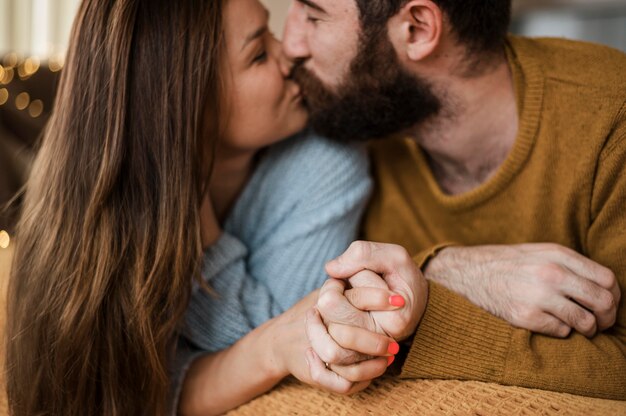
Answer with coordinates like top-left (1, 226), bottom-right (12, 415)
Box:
top-left (170, 132), bottom-right (372, 409)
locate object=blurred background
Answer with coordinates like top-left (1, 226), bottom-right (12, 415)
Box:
top-left (1, 0), bottom-right (626, 232)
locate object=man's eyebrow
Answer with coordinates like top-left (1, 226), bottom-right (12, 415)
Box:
top-left (296, 0), bottom-right (327, 14)
top-left (241, 9), bottom-right (270, 51)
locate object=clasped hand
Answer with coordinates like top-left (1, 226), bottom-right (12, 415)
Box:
top-left (297, 241), bottom-right (621, 395)
top-left (302, 241), bottom-right (429, 394)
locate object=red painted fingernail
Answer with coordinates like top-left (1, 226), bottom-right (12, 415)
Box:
top-left (389, 295), bottom-right (405, 307)
top-left (387, 342), bottom-right (400, 355)
top-left (387, 355), bottom-right (395, 366)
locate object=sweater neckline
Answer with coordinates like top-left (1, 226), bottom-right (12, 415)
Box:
top-left (403, 37), bottom-right (545, 212)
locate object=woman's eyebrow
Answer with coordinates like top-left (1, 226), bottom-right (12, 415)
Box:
top-left (241, 8), bottom-right (270, 52)
top-left (241, 26), bottom-right (267, 51)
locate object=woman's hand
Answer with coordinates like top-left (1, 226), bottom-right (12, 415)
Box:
top-left (268, 290), bottom-right (398, 395)
top-left (179, 287), bottom-right (400, 416)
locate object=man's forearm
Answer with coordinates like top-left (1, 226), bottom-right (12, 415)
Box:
top-left (419, 244), bottom-right (618, 338)
top-left (400, 281), bottom-right (626, 400)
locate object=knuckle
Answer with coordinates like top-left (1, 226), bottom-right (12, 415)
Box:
top-left (373, 336), bottom-right (387, 356)
top-left (578, 314), bottom-right (596, 334)
top-left (321, 344), bottom-right (341, 364)
top-left (309, 367), bottom-right (321, 383)
top-left (317, 292), bottom-right (341, 315)
top-left (562, 305), bottom-right (591, 331)
top-left (599, 270), bottom-right (617, 289)
top-left (598, 291), bottom-right (617, 314)
top-left (336, 382), bottom-right (354, 395)
top-left (390, 244), bottom-right (411, 264)
top-left (537, 318), bottom-right (570, 338)
top-left (538, 264), bottom-right (566, 286)
top-left (349, 241), bottom-right (371, 262)
top-left (555, 325), bottom-right (572, 338)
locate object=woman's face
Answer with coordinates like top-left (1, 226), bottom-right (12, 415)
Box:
top-left (220, 0), bottom-right (307, 153)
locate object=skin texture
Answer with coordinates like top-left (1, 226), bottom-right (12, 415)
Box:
top-left (219, 0), bottom-right (307, 153)
top-left (282, 0), bottom-right (620, 359)
top-left (182, 1), bottom-right (408, 414)
top-left (424, 244), bottom-right (620, 338)
top-left (283, 0), bottom-right (360, 91)
top-left (204, 0), bottom-right (308, 224)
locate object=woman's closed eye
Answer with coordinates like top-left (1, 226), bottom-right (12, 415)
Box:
top-left (253, 49), bottom-right (268, 64)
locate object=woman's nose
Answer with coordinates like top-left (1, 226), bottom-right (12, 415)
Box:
top-left (269, 36), bottom-right (294, 78)
top-left (278, 50), bottom-right (295, 78)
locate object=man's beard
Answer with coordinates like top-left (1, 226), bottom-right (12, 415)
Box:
top-left (293, 28), bottom-right (441, 142)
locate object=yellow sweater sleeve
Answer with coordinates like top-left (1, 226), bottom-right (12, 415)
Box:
top-left (400, 119), bottom-right (626, 400)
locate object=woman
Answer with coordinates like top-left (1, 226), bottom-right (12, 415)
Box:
top-left (5, 0), bottom-right (399, 415)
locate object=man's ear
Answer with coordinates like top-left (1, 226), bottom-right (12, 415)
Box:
top-left (388, 0), bottom-right (443, 62)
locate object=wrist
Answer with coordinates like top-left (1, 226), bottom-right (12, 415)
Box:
top-left (423, 246), bottom-right (469, 294)
top-left (258, 317), bottom-right (291, 381)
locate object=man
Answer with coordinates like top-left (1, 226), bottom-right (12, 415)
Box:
top-left (283, 0), bottom-right (626, 399)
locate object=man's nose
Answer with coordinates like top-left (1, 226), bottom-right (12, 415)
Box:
top-left (282, 2), bottom-right (310, 61)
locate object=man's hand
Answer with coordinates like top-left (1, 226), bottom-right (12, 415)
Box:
top-left (425, 243), bottom-right (620, 338)
top-left (318, 241), bottom-right (429, 342)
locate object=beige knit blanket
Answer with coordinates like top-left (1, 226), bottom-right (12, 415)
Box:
top-left (1, 246), bottom-right (624, 415)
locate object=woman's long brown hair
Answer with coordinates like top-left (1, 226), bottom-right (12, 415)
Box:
top-left (5, 0), bottom-right (224, 414)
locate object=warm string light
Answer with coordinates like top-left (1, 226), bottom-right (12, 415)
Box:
top-left (0, 230), bottom-right (10, 249)
top-left (0, 66), bottom-right (14, 85)
top-left (0, 88), bottom-right (8, 106)
top-left (18, 57), bottom-right (41, 80)
top-left (29, 99), bottom-right (44, 117)
top-left (15, 92), bottom-right (30, 110)
top-left (2, 52), bottom-right (18, 68)
top-left (0, 52), bottom-right (63, 116)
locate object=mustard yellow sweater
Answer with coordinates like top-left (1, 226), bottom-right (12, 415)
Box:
top-left (365, 36), bottom-right (626, 400)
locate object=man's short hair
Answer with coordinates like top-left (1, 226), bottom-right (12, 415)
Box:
top-left (355, 0), bottom-right (512, 54)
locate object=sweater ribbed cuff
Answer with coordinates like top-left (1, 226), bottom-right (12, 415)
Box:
top-left (400, 282), bottom-right (512, 383)
top-left (413, 243), bottom-right (457, 270)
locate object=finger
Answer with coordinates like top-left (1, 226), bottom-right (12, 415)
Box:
top-left (560, 274), bottom-right (617, 331)
top-left (317, 280), bottom-right (373, 329)
top-left (346, 270), bottom-right (405, 311)
top-left (305, 308), bottom-right (369, 365)
top-left (328, 323), bottom-right (399, 357)
top-left (344, 287), bottom-right (406, 311)
top-left (523, 312), bottom-right (572, 338)
top-left (319, 278), bottom-right (347, 297)
top-left (328, 357), bottom-right (389, 383)
top-left (544, 245), bottom-right (617, 293)
top-left (326, 241), bottom-right (415, 279)
top-left (349, 269), bottom-right (388, 289)
top-left (545, 299), bottom-right (597, 338)
top-left (305, 348), bottom-right (355, 394)
top-left (343, 380), bottom-right (372, 395)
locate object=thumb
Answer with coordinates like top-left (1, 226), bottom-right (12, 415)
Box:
top-left (326, 241), bottom-right (403, 278)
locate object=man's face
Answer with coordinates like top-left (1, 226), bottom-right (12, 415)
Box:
top-left (283, 0), bottom-right (441, 141)
top-left (283, 0), bottom-right (360, 91)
